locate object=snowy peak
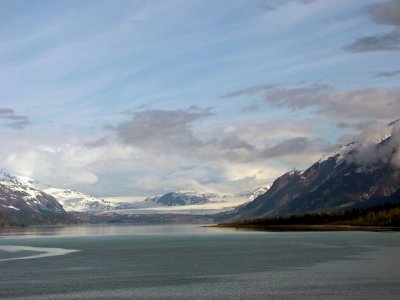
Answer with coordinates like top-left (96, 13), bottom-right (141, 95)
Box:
top-left (43, 188), bottom-right (113, 212)
top-left (318, 142), bottom-right (357, 165)
top-left (0, 171), bottom-right (110, 213)
top-left (235, 185), bottom-right (271, 201)
top-left (0, 171), bottom-right (49, 190)
top-left (249, 186), bottom-right (270, 200)
top-left (145, 190), bottom-right (216, 206)
top-left (0, 180), bottom-right (65, 215)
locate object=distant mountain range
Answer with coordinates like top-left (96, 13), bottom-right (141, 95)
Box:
top-left (218, 133), bottom-right (400, 222)
top-left (3, 127), bottom-right (398, 226)
top-left (0, 172), bottom-right (257, 224)
top-left (145, 190), bottom-right (216, 206)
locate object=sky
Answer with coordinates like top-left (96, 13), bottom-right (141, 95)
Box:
top-left (0, 0), bottom-right (399, 197)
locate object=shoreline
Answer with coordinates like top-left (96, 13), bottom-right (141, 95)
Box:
top-left (211, 224), bottom-right (400, 232)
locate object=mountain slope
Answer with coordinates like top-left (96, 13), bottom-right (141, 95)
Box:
top-left (43, 188), bottom-right (113, 212)
top-left (145, 190), bottom-right (216, 206)
top-left (218, 135), bottom-right (400, 222)
top-left (0, 180), bottom-right (75, 225)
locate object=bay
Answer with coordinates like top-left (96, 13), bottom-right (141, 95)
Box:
top-left (0, 224), bottom-right (399, 299)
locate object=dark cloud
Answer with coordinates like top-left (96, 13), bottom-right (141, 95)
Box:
top-left (0, 109), bottom-right (15, 116)
top-left (366, 0), bottom-right (400, 26)
top-left (0, 108), bottom-right (29, 129)
top-left (116, 107), bottom-right (213, 152)
top-left (259, 0), bottom-right (316, 11)
top-left (259, 137), bottom-right (329, 158)
top-left (266, 84), bottom-right (331, 109)
top-left (113, 105), bottom-right (329, 164)
top-left (346, 1), bottom-right (400, 53)
top-left (7, 120), bottom-right (30, 129)
top-left (219, 136), bottom-right (255, 152)
top-left (336, 121), bottom-right (376, 131)
top-left (84, 137), bottom-right (110, 148)
top-left (388, 118), bottom-right (400, 126)
top-left (345, 29), bottom-right (400, 52)
top-left (336, 121), bottom-right (351, 129)
top-left (263, 85), bottom-right (400, 120)
top-left (103, 124), bottom-right (115, 131)
top-left (372, 69), bottom-right (400, 77)
top-left (221, 84), bottom-right (276, 99)
top-left (241, 102), bottom-right (261, 113)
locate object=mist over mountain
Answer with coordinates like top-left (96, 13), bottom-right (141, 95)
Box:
top-left (218, 125), bottom-right (400, 222)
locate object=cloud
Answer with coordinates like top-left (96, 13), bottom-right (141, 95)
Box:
top-left (199, 118), bottom-right (325, 163)
top-left (114, 105), bottom-right (328, 166)
top-left (365, 0), bottom-right (400, 26)
top-left (116, 107), bottom-right (213, 152)
top-left (372, 69), bottom-right (400, 77)
top-left (0, 108), bottom-right (30, 129)
top-left (336, 120), bottom-right (378, 131)
top-left (345, 29), bottom-right (400, 52)
top-left (316, 88), bottom-right (400, 119)
top-left (218, 136), bottom-right (255, 152)
top-left (221, 84), bottom-right (276, 99)
top-left (0, 135), bottom-right (138, 190)
top-left (259, 0), bottom-right (316, 11)
top-left (265, 84), bottom-right (331, 109)
top-left (83, 137), bottom-right (110, 148)
top-left (348, 123), bottom-right (400, 168)
top-left (263, 85), bottom-right (400, 120)
top-left (260, 137), bottom-right (328, 158)
top-left (345, 0), bottom-right (400, 53)
top-left (241, 102), bottom-right (260, 113)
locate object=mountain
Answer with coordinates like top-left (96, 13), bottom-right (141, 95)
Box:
top-left (43, 188), bottom-right (114, 212)
top-left (218, 135), bottom-right (400, 222)
top-left (0, 178), bottom-right (75, 226)
top-left (235, 185), bottom-right (271, 201)
top-left (0, 171), bottom-right (49, 190)
top-left (145, 190), bottom-right (216, 206)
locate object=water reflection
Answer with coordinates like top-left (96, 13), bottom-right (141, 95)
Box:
top-left (0, 223), bottom-right (247, 238)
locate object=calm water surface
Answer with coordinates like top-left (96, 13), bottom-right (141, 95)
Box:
top-left (0, 224), bottom-right (399, 299)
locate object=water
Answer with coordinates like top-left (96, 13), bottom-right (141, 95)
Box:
top-left (0, 224), bottom-right (399, 299)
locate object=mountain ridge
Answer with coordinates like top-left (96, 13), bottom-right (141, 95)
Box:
top-left (0, 178), bottom-right (76, 226)
top-left (218, 130), bottom-right (400, 222)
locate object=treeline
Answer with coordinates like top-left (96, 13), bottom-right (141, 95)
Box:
top-left (0, 212), bottom-right (7, 228)
top-left (225, 203), bottom-right (400, 227)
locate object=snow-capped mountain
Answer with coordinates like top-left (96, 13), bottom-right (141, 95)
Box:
top-left (0, 180), bottom-right (64, 213)
top-left (0, 171), bottom-right (114, 214)
top-left (249, 186), bottom-right (270, 200)
top-left (145, 190), bottom-right (216, 206)
top-left (0, 171), bottom-right (49, 190)
top-left (0, 175), bottom-right (73, 225)
top-left (235, 185), bottom-right (271, 201)
top-left (218, 132), bottom-right (400, 222)
top-left (43, 188), bottom-right (114, 212)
